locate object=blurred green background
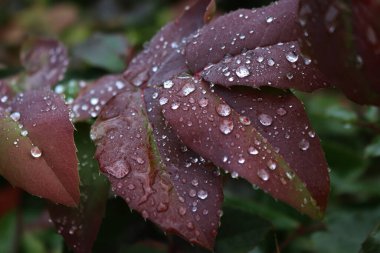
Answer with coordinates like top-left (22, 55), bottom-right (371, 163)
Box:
top-left (1, 0), bottom-right (380, 252)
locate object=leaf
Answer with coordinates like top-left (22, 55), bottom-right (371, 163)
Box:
top-left (185, 0), bottom-right (301, 73)
top-left (365, 137), bottom-right (380, 158)
top-left (0, 212), bottom-right (17, 253)
top-left (123, 0), bottom-right (215, 88)
top-left (298, 0), bottom-right (380, 105)
top-left (159, 74), bottom-right (329, 218)
top-left (202, 41), bottom-right (329, 92)
top-left (73, 33), bottom-right (130, 72)
top-left (20, 38), bottom-right (69, 90)
top-left (92, 89), bottom-right (223, 250)
top-left (70, 75), bottom-right (134, 122)
top-left (215, 197), bottom-right (272, 253)
top-left (360, 224), bottom-right (380, 253)
top-left (48, 123), bottom-right (110, 253)
top-left (0, 89), bottom-right (79, 206)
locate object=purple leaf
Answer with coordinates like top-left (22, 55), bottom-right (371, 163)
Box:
top-left (159, 74), bottom-right (329, 218)
top-left (91, 89), bottom-right (223, 250)
top-left (123, 0), bottom-right (215, 88)
top-left (185, 0), bottom-right (301, 73)
top-left (298, 0), bottom-right (380, 105)
top-left (20, 38), bottom-right (69, 90)
top-left (70, 75), bottom-right (134, 122)
top-left (202, 41), bottom-right (329, 92)
top-left (0, 89), bottom-right (79, 206)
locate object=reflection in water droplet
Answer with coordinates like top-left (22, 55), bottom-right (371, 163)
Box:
top-left (219, 119), bottom-right (234, 135)
top-left (258, 114), bottom-right (273, 126)
top-left (257, 169), bottom-right (269, 181)
top-left (216, 104), bottom-right (231, 117)
top-left (298, 138), bottom-right (310, 151)
top-left (31, 146), bottom-right (42, 158)
top-left (235, 65), bottom-right (250, 78)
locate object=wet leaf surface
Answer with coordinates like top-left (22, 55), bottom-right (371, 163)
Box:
top-left (159, 75), bottom-right (329, 218)
top-left (185, 0), bottom-right (300, 72)
top-left (0, 89), bottom-right (79, 206)
top-left (48, 123), bottom-right (110, 253)
top-left (70, 75), bottom-right (134, 122)
top-left (299, 0), bottom-right (380, 105)
top-left (123, 0), bottom-right (215, 88)
top-left (20, 38), bottom-right (69, 90)
top-left (92, 89), bottom-right (223, 249)
top-left (202, 41), bottom-right (329, 92)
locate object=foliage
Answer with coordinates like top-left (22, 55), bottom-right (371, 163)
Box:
top-left (0, 0), bottom-right (379, 252)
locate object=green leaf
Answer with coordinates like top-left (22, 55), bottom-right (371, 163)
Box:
top-left (365, 137), bottom-right (380, 158)
top-left (0, 212), bottom-right (17, 253)
top-left (360, 224), bottom-right (380, 253)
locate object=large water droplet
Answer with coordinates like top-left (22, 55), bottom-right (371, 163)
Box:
top-left (31, 146), bottom-right (42, 158)
top-left (286, 52), bottom-right (299, 63)
top-left (216, 104), bottom-right (231, 117)
top-left (235, 65), bottom-right (250, 78)
top-left (197, 190), bottom-right (208, 200)
top-left (105, 160), bottom-right (130, 179)
top-left (219, 119), bottom-right (234, 135)
top-left (258, 114), bottom-right (273, 126)
top-left (180, 83), bottom-right (196, 96)
top-left (163, 80), bottom-right (174, 89)
top-left (257, 169), bottom-right (269, 181)
top-left (10, 112), bottom-right (21, 122)
top-left (298, 138), bottom-right (310, 151)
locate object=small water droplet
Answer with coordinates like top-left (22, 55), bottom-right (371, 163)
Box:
top-left (189, 189), bottom-right (197, 198)
top-left (159, 97), bottom-right (168, 105)
top-left (286, 171), bottom-right (295, 180)
top-left (157, 202), bottom-right (169, 212)
top-left (163, 80), bottom-right (174, 89)
top-left (239, 116), bottom-right (251, 125)
top-left (298, 138), bottom-right (310, 151)
top-left (216, 104), bottom-right (231, 117)
top-left (248, 146), bottom-right (259, 155)
top-left (197, 190), bottom-right (208, 200)
top-left (266, 16), bottom-right (274, 23)
top-left (267, 160), bottom-right (277, 170)
top-left (21, 130), bottom-right (28, 137)
top-left (238, 157), bottom-right (245, 164)
top-left (258, 114), bottom-right (273, 126)
top-left (219, 119), bottom-right (234, 135)
top-left (235, 65), bottom-right (250, 78)
top-left (286, 52), bottom-right (299, 63)
top-left (10, 112), bottom-right (21, 122)
top-left (178, 207), bottom-right (187, 216)
top-left (308, 130), bottom-right (316, 138)
top-left (171, 102), bottom-right (180, 110)
top-left (198, 98), bottom-right (209, 107)
top-left (257, 169), bottom-right (269, 181)
top-left (276, 107), bottom-right (287, 116)
top-left (191, 179), bottom-right (199, 186)
top-left (187, 222), bottom-right (195, 230)
top-left (152, 92), bottom-right (159, 99)
top-left (180, 83), bottom-right (196, 96)
top-left (31, 146), bottom-right (42, 158)
top-left (90, 97), bottom-right (99, 105)
top-left (257, 56), bottom-right (264, 63)
top-left (267, 58), bottom-right (275, 66)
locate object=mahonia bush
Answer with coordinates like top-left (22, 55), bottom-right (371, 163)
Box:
top-left (0, 0), bottom-right (379, 252)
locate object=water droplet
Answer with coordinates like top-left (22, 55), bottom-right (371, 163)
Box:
top-left (267, 160), bottom-right (277, 170)
top-left (257, 169), bottom-right (269, 181)
top-left (21, 130), bottom-right (28, 137)
top-left (171, 102), bottom-right (180, 110)
top-left (189, 189), bottom-right (197, 197)
top-left (267, 58), bottom-right (275, 66)
top-left (298, 138), bottom-right (310, 151)
top-left (216, 104), bottom-right (231, 117)
top-left (235, 65), bottom-right (250, 78)
top-left (152, 92), bottom-right (159, 99)
top-left (258, 114), bottom-right (273, 126)
top-left (248, 146), bottom-right (259, 155)
top-left (198, 98), bottom-right (208, 107)
top-left (187, 222), bottom-right (195, 230)
top-left (157, 203), bottom-right (169, 212)
top-left (238, 157), bottom-right (245, 164)
top-left (115, 80), bottom-right (125, 90)
top-left (180, 83), bottom-right (196, 96)
top-left (10, 112), bottom-right (21, 122)
top-left (178, 207), bottom-right (187, 216)
top-left (219, 119), bottom-right (234, 135)
top-left (308, 130), bottom-right (316, 138)
top-left (163, 80), bottom-right (174, 89)
top-left (191, 179), bottom-right (199, 186)
top-left (239, 116), bottom-right (251, 125)
top-left (276, 107), bottom-right (287, 116)
top-left (197, 190), bottom-right (208, 200)
top-left (266, 16), bottom-right (274, 23)
top-left (105, 160), bottom-right (130, 179)
top-left (257, 56), bottom-right (264, 63)
top-left (90, 97), bottom-right (99, 105)
top-left (286, 52), bottom-right (299, 63)
top-left (159, 97), bottom-right (168, 105)
top-left (231, 171), bottom-right (239, 178)
top-left (286, 171), bottom-right (295, 180)
top-left (31, 146), bottom-right (42, 158)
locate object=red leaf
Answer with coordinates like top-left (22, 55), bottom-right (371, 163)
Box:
top-left (299, 0), bottom-right (380, 105)
top-left (202, 41), bottom-right (329, 92)
top-left (92, 90), bottom-right (223, 250)
top-left (0, 89), bottom-right (79, 206)
top-left (185, 0), bottom-right (301, 73)
top-left (123, 0), bottom-right (215, 88)
top-left (159, 74), bottom-right (329, 218)
top-left (20, 38), bottom-right (69, 90)
top-left (70, 75), bottom-right (134, 122)
top-left (49, 124), bottom-right (109, 253)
